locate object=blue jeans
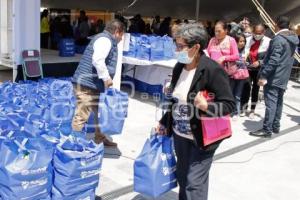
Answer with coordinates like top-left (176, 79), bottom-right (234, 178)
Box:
top-left (263, 85), bottom-right (285, 133)
top-left (230, 79), bottom-right (246, 115)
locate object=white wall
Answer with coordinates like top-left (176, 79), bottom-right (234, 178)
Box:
top-left (0, 0), bottom-right (13, 67)
top-left (13, 0), bottom-right (40, 66)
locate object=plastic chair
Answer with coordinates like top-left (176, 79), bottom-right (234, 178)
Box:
top-left (21, 50), bottom-right (44, 80)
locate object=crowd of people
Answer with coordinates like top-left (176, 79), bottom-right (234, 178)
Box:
top-left (39, 8), bottom-right (300, 200)
top-left (40, 10), bottom-right (108, 49)
top-left (157, 16), bottom-right (299, 200)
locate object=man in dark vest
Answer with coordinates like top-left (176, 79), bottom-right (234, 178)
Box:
top-left (72, 19), bottom-right (125, 147)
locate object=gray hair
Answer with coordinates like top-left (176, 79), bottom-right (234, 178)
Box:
top-left (175, 23), bottom-right (209, 54)
top-left (105, 19), bottom-right (125, 34)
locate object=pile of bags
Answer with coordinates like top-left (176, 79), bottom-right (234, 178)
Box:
top-left (0, 78), bottom-right (105, 200)
top-left (123, 34), bottom-right (176, 61)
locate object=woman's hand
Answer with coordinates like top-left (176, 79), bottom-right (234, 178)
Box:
top-left (217, 56), bottom-right (226, 65)
top-left (155, 123), bottom-right (167, 136)
top-left (194, 92), bottom-right (208, 112)
top-left (251, 61), bottom-right (260, 68)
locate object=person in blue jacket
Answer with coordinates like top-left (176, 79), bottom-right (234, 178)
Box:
top-left (250, 16), bottom-right (299, 137)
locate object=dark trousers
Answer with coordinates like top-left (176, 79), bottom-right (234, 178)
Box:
top-left (173, 134), bottom-right (216, 200)
top-left (263, 85), bottom-right (285, 133)
top-left (41, 33), bottom-right (50, 49)
top-left (230, 79), bottom-right (246, 115)
top-left (241, 70), bottom-right (260, 112)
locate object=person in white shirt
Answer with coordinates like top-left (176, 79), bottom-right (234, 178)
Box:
top-left (72, 20), bottom-right (125, 147)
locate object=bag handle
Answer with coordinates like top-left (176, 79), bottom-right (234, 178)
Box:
top-left (106, 88), bottom-right (118, 97)
top-left (7, 131), bottom-right (15, 138)
top-left (14, 138), bottom-right (29, 152)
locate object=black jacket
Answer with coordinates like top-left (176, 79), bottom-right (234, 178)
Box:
top-left (160, 55), bottom-right (235, 151)
top-left (259, 30), bottom-right (299, 90)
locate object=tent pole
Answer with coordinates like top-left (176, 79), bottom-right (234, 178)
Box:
top-left (196, 0), bottom-right (200, 21)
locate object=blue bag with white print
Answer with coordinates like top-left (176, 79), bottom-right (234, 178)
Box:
top-left (52, 136), bottom-right (104, 200)
top-left (0, 137), bottom-right (54, 200)
top-left (134, 134), bottom-right (177, 198)
top-left (99, 88), bottom-right (128, 135)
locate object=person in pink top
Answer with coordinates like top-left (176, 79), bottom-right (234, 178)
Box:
top-left (207, 21), bottom-right (239, 69)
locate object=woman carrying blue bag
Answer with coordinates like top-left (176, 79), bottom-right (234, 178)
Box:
top-left (157, 23), bottom-right (235, 200)
top-left (134, 134), bottom-right (177, 198)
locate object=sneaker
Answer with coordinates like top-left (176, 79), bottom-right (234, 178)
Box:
top-left (232, 115), bottom-right (239, 121)
top-left (240, 112), bottom-right (246, 117)
top-left (249, 112), bottom-right (255, 120)
top-left (249, 129), bottom-right (272, 138)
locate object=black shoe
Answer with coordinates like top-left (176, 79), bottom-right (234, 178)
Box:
top-left (273, 129), bottom-right (280, 134)
top-left (249, 129), bottom-right (272, 138)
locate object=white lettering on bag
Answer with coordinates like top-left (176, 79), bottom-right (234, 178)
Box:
top-left (161, 179), bottom-right (177, 187)
top-left (79, 197), bottom-right (91, 200)
top-left (21, 178), bottom-right (48, 190)
top-left (21, 167), bottom-right (47, 176)
top-left (80, 169), bottom-right (100, 179)
top-left (80, 155), bottom-right (100, 166)
top-left (160, 153), bottom-right (173, 161)
top-left (162, 166), bottom-right (176, 176)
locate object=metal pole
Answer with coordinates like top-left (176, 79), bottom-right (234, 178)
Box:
top-left (196, 0), bottom-right (200, 21)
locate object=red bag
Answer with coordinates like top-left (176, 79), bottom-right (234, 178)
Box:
top-left (200, 91), bottom-right (232, 146)
top-left (232, 68), bottom-right (249, 80)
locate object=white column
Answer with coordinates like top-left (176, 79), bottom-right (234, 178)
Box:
top-left (13, 0), bottom-right (41, 80)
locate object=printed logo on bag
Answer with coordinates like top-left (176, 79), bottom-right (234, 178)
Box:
top-left (80, 155), bottom-right (100, 166)
top-left (79, 197), bottom-right (91, 200)
top-left (160, 153), bottom-right (173, 161)
top-left (162, 166), bottom-right (176, 176)
top-left (81, 169), bottom-right (100, 178)
top-left (161, 179), bottom-right (177, 187)
top-left (21, 167), bottom-right (47, 176)
top-left (21, 178), bottom-right (48, 190)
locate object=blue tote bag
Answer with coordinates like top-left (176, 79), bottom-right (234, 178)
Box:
top-left (84, 112), bottom-right (96, 134)
top-left (0, 138), bottom-right (54, 200)
top-left (123, 34), bottom-right (140, 58)
top-left (149, 36), bottom-right (164, 61)
top-left (163, 36), bottom-right (176, 60)
top-left (99, 88), bottom-right (129, 135)
top-left (136, 35), bottom-right (151, 61)
top-left (59, 38), bottom-right (75, 57)
top-left (52, 136), bottom-right (104, 200)
top-left (134, 135), bottom-right (177, 198)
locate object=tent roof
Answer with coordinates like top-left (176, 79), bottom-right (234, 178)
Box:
top-left (42, 0), bottom-right (300, 22)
